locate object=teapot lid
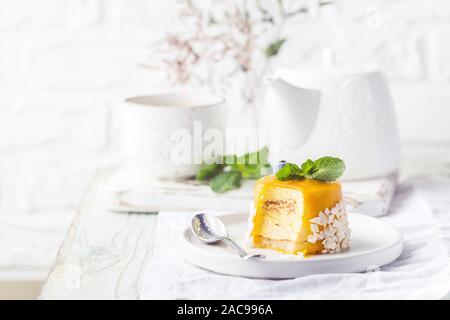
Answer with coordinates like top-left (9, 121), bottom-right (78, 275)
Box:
top-left (274, 62), bottom-right (381, 89)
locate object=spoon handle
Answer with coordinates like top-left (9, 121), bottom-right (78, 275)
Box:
top-left (219, 237), bottom-right (249, 258)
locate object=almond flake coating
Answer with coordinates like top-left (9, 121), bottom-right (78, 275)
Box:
top-left (307, 201), bottom-right (351, 254)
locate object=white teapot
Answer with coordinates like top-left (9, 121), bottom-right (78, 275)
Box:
top-left (262, 64), bottom-right (400, 180)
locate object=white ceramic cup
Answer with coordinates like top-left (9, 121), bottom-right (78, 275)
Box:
top-left (120, 92), bottom-right (226, 180)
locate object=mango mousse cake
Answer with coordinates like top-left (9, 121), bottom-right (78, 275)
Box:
top-left (246, 157), bottom-right (350, 256)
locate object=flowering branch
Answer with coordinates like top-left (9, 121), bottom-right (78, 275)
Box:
top-left (141, 0), bottom-right (333, 92)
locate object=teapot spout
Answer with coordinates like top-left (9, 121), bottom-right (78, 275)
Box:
top-left (262, 75), bottom-right (321, 153)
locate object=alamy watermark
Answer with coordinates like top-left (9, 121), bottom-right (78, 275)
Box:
top-left (170, 121), bottom-right (280, 165)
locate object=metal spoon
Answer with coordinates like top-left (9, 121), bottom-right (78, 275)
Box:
top-left (191, 213), bottom-right (265, 260)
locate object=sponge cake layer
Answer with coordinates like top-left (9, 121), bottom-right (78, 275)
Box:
top-left (249, 175), bottom-right (348, 255)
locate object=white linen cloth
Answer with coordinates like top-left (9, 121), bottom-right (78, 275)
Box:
top-left (141, 180), bottom-right (450, 299)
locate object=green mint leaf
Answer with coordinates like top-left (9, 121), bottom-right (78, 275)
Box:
top-left (235, 146), bottom-right (270, 179)
top-left (255, 146), bottom-right (270, 164)
top-left (231, 146), bottom-right (269, 166)
top-left (225, 147), bottom-right (270, 179)
top-left (265, 38), bottom-right (286, 57)
top-left (210, 171), bottom-right (242, 193)
top-left (310, 157), bottom-right (345, 182)
top-left (222, 154), bottom-right (237, 165)
top-left (275, 163), bottom-right (304, 181)
top-left (275, 157), bottom-right (345, 182)
top-left (301, 159), bottom-right (316, 178)
top-left (195, 163), bottom-right (225, 181)
top-left (233, 163), bottom-right (272, 179)
top-left (197, 147), bottom-right (270, 192)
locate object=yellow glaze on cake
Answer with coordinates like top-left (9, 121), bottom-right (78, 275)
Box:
top-left (249, 175), bottom-right (346, 256)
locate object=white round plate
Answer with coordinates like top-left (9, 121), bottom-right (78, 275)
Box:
top-left (178, 213), bottom-right (403, 279)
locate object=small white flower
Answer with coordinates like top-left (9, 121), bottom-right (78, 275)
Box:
top-left (319, 212), bottom-right (328, 225)
top-left (306, 201), bottom-right (350, 254)
top-left (310, 223), bottom-right (320, 233)
top-left (337, 230), bottom-right (345, 242)
top-left (307, 235), bottom-right (317, 243)
top-left (324, 226), bottom-right (334, 237)
top-left (333, 219), bottom-right (341, 229)
top-left (323, 238), bottom-right (337, 250)
top-left (310, 217), bottom-right (322, 225)
top-left (328, 214), bottom-right (335, 224)
top-left (341, 240), bottom-right (349, 249)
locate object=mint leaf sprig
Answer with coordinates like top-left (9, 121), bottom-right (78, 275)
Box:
top-left (274, 163), bottom-right (304, 181)
top-left (196, 147), bottom-right (271, 193)
top-left (210, 170), bottom-right (242, 193)
top-left (276, 157), bottom-right (345, 182)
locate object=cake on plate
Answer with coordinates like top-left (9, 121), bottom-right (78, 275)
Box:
top-left (246, 157), bottom-right (351, 256)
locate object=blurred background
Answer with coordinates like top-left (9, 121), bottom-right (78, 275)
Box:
top-left (0, 0), bottom-right (450, 298)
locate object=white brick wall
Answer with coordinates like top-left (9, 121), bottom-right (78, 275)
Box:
top-left (0, 0), bottom-right (449, 274)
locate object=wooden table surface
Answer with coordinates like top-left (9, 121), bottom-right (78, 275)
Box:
top-left (39, 144), bottom-right (450, 300)
top-left (39, 171), bottom-right (158, 299)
